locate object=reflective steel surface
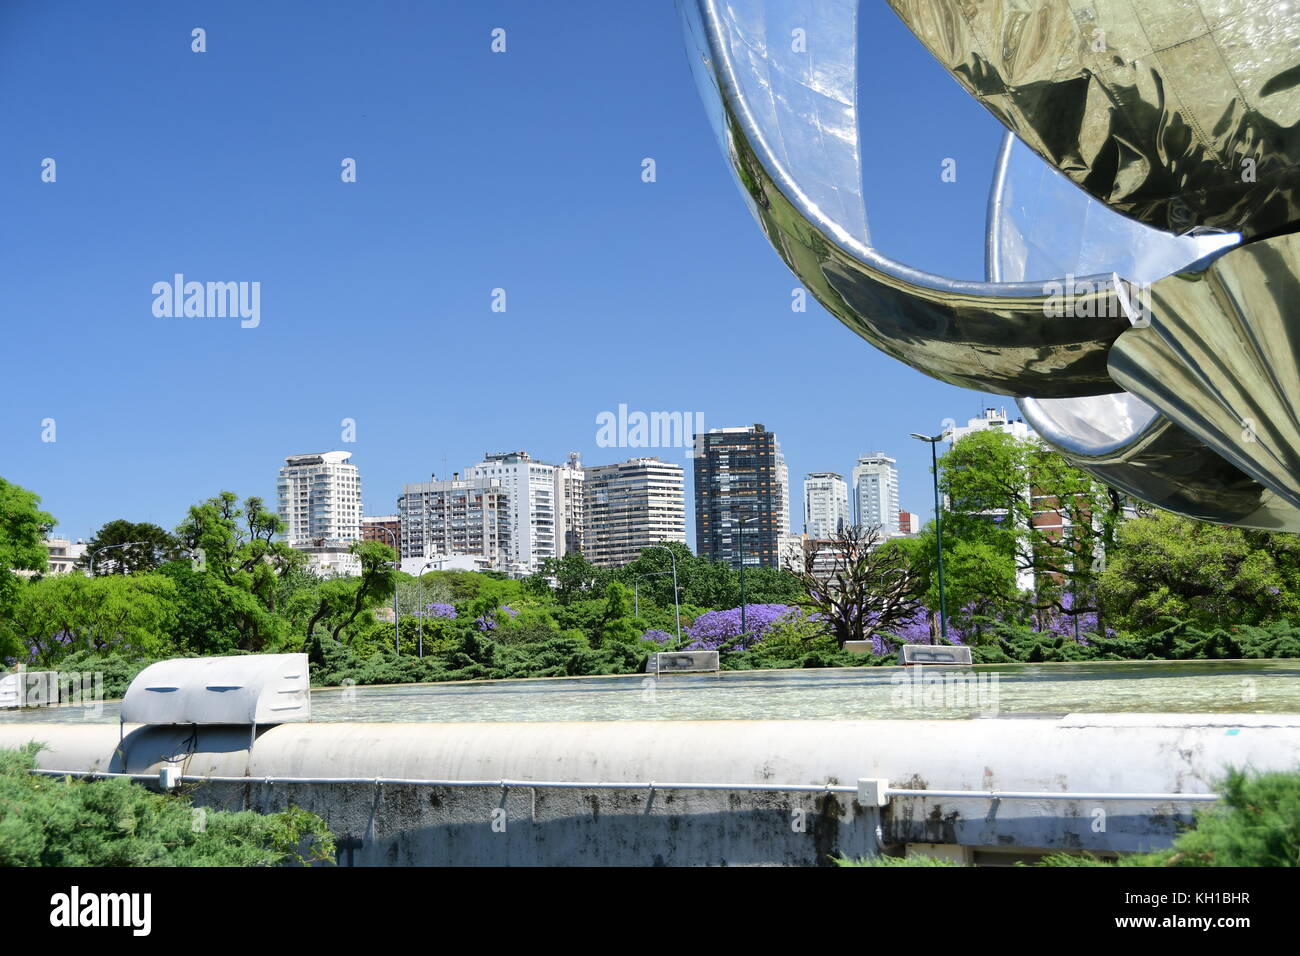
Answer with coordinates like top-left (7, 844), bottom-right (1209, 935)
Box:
top-left (680, 0), bottom-right (1133, 397)
top-left (891, 0), bottom-right (1300, 239)
top-left (1112, 232), bottom-right (1300, 518)
top-left (986, 130), bottom-right (1300, 529)
top-left (679, 0), bottom-right (1300, 532)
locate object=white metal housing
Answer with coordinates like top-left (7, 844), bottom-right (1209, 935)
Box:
top-left (120, 654), bottom-right (310, 725)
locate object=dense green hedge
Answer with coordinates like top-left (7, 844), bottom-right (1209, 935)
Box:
top-left (0, 744), bottom-right (334, 866)
top-left (967, 619), bottom-right (1300, 664)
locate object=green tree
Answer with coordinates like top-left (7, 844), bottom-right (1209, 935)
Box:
top-left (528, 550), bottom-right (606, 605)
top-left (0, 477), bottom-right (55, 637)
top-left (304, 540), bottom-right (398, 660)
top-left (938, 430), bottom-right (1123, 628)
top-left (613, 541), bottom-right (802, 611)
top-left (896, 529), bottom-right (1023, 639)
top-left (79, 519), bottom-right (184, 575)
top-left (156, 560), bottom-right (255, 655)
top-left (2, 573), bottom-right (179, 665)
top-left (592, 581), bottom-right (643, 648)
top-left (1098, 511), bottom-right (1300, 634)
top-left (174, 492), bottom-right (302, 649)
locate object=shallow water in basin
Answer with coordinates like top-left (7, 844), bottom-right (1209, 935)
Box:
top-left (1, 660), bottom-right (1298, 724)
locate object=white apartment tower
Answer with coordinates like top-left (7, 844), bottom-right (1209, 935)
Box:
top-left (776, 451), bottom-right (791, 537)
top-left (853, 452), bottom-right (900, 537)
top-left (804, 472), bottom-right (850, 539)
top-left (949, 406), bottom-right (1035, 443)
top-left (583, 457), bottom-right (686, 568)
top-left (463, 451), bottom-right (557, 573)
top-left (554, 452), bottom-right (586, 557)
top-left (277, 451), bottom-right (363, 547)
top-left (397, 475), bottom-right (510, 567)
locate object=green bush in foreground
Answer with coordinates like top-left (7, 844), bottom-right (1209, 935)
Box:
top-left (0, 745), bottom-right (335, 866)
top-left (837, 768), bottom-right (1300, 867)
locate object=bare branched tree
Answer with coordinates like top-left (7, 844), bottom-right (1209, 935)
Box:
top-left (784, 525), bottom-right (923, 649)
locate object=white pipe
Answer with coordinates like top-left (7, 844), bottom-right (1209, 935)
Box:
top-left (27, 769), bottom-right (1220, 801)
top-left (885, 787), bottom-right (1221, 802)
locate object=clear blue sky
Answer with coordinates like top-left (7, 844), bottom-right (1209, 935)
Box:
top-left (0, 0), bottom-right (1013, 543)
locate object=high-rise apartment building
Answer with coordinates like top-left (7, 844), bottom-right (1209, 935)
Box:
top-left (583, 457), bottom-right (685, 568)
top-left (463, 451), bottom-right (557, 572)
top-left (949, 406), bottom-right (1034, 443)
top-left (554, 452), bottom-right (586, 557)
top-left (397, 474), bottom-right (510, 567)
top-left (803, 472), bottom-right (850, 539)
top-left (277, 451), bottom-right (363, 547)
top-left (853, 452), bottom-right (900, 536)
top-left (693, 424), bottom-right (789, 568)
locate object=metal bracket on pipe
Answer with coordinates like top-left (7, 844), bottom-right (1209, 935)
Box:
top-left (857, 778), bottom-right (889, 807)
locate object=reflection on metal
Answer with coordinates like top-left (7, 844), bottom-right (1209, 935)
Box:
top-left (988, 130), bottom-right (1300, 530)
top-left (1113, 234), bottom-right (1300, 513)
top-left (681, 0), bottom-right (1133, 398)
top-left (892, 0), bottom-right (1300, 239)
top-left (679, 0), bottom-right (1300, 533)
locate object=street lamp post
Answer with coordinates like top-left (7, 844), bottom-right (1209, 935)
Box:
top-left (634, 572), bottom-right (668, 616)
top-left (736, 514), bottom-right (758, 648)
top-left (910, 431), bottom-right (950, 643)
top-left (646, 544), bottom-right (683, 648)
top-left (416, 560), bottom-right (436, 659)
top-left (87, 541), bottom-right (149, 576)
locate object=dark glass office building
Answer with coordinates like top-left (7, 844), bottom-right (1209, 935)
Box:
top-left (693, 424), bottom-right (788, 569)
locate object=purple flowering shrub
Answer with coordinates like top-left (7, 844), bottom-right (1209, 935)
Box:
top-left (641, 629), bottom-right (674, 645)
top-left (881, 593), bottom-right (1111, 651)
top-left (474, 604), bottom-right (519, 631)
top-left (683, 604), bottom-right (802, 650)
top-left (425, 603), bottom-right (457, 620)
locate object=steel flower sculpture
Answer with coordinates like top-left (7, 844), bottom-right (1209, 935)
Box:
top-left (679, 0), bottom-right (1300, 531)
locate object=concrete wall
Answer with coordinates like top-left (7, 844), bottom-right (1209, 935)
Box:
top-left (2, 713), bottom-right (1297, 865)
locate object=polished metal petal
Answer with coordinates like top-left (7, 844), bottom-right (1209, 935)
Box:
top-left (681, 0), bottom-right (1300, 532)
top-left (680, 0), bottom-right (1135, 397)
top-left (985, 130), bottom-right (1300, 529)
top-left (1110, 232), bottom-right (1300, 512)
top-left (1026, 404), bottom-right (1300, 531)
top-left (890, 0), bottom-right (1300, 238)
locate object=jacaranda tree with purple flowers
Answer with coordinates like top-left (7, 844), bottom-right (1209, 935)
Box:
top-left (683, 603), bottom-right (800, 650)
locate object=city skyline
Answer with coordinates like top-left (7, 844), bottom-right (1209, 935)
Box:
top-left (36, 404), bottom-right (1041, 561)
top-left (2, 2), bottom-right (1017, 546)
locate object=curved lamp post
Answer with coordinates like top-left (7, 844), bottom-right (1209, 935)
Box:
top-left (415, 560), bottom-right (437, 659)
top-left (368, 527), bottom-right (402, 653)
top-left (645, 544), bottom-right (683, 648)
top-left (909, 431), bottom-right (950, 644)
top-left (87, 541), bottom-right (149, 576)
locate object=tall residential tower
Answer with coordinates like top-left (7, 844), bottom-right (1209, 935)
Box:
top-left (276, 451), bottom-right (363, 547)
top-left (583, 457), bottom-right (685, 568)
top-left (693, 424), bottom-right (789, 568)
top-left (463, 451), bottom-right (558, 573)
top-left (852, 451), bottom-right (899, 536)
top-left (803, 472), bottom-right (850, 539)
